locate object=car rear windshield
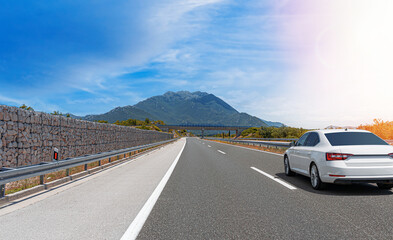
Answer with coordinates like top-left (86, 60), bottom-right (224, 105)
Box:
top-left (325, 132), bottom-right (389, 146)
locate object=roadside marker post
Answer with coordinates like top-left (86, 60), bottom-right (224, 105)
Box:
top-left (53, 148), bottom-right (59, 161)
top-left (0, 184), bottom-right (5, 198)
top-left (40, 175), bottom-right (44, 185)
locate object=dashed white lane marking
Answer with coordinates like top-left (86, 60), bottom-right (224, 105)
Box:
top-left (250, 167), bottom-right (297, 190)
top-left (120, 140), bottom-right (187, 240)
top-left (217, 150), bottom-right (226, 154)
top-left (208, 145), bottom-right (211, 147)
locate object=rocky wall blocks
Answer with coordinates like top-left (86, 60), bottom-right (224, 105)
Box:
top-left (0, 105), bottom-right (173, 168)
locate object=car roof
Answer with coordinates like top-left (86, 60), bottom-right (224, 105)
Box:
top-left (313, 129), bottom-right (370, 134)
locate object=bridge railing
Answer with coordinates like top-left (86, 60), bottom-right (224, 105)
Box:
top-left (0, 138), bottom-right (177, 198)
top-left (205, 137), bottom-right (292, 148)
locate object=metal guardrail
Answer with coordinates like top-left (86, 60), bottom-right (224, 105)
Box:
top-left (211, 138), bottom-right (393, 147)
top-left (210, 137), bottom-right (297, 141)
top-left (0, 138), bottom-right (177, 197)
top-left (158, 124), bottom-right (252, 128)
top-left (206, 138), bottom-right (291, 148)
top-left (238, 138), bottom-right (298, 141)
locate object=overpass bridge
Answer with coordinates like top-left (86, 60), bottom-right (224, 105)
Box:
top-left (157, 124), bottom-right (252, 138)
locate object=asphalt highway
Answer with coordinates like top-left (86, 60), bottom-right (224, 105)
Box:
top-left (138, 138), bottom-right (393, 239)
top-left (0, 139), bottom-right (186, 240)
top-left (1, 137), bottom-right (393, 239)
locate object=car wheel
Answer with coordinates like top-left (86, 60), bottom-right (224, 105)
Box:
top-left (310, 164), bottom-right (325, 190)
top-left (284, 156), bottom-right (295, 176)
top-left (377, 183), bottom-right (393, 190)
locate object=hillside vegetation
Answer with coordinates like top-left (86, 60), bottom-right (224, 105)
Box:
top-left (238, 119), bottom-right (393, 140)
top-left (100, 117), bottom-right (193, 136)
top-left (239, 126), bottom-right (308, 138)
top-left (111, 118), bottom-right (164, 131)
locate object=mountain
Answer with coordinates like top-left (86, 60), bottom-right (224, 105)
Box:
top-left (81, 91), bottom-right (284, 127)
top-left (84, 106), bottom-right (156, 123)
top-left (264, 120), bottom-right (285, 128)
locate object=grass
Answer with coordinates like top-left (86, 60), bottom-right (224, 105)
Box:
top-left (5, 176), bottom-right (40, 195)
top-left (3, 143), bottom-right (166, 197)
top-left (45, 170), bottom-right (67, 182)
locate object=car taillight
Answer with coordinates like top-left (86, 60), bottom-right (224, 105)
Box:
top-left (326, 153), bottom-right (353, 161)
top-left (389, 153), bottom-right (393, 159)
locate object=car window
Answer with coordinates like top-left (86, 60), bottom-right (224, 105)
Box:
top-left (305, 132), bottom-right (320, 146)
top-left (296, 132), bottom-right (309, 146)
top-left (325, 132), bottom-right (389, 146)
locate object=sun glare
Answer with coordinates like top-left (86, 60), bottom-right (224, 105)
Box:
top-left (282, 0), bottom-right (393, 127)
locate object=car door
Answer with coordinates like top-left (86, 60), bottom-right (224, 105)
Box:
top-left (290, 132), bottom-right (309, 172)
top-left (298, 132), bottom-right (320, 174)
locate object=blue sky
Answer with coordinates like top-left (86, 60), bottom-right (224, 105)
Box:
top-left (1, 0), bottom-right (392, 128)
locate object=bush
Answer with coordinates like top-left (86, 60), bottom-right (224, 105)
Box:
top-left (358, 119), bottom-right (393, 139)
top-left (242, 126), bottom-right (308, 139)
top-left (19, 104), bottom-right (34, 111)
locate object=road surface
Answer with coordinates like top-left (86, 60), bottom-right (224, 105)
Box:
top-left (0, 139), bottom-right (185, 240)
top-left (139, 138), bottom-right (393, 239)
top-left (1, 137), bottom-right (393, 239)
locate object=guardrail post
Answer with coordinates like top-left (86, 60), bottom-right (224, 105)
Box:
top-left (108, 157), bottom-right (111, 163)
top-left (0, 184), bottom-right (5, 198)
top-left (40, 175), bottom-right (44, 185)
top-left (0, 139), bottom-right (175, 190)
top-left (98, 160), bottom-right (101, 166)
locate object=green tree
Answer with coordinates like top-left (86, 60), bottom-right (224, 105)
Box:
top-left (96, 120), bottom-right (108, 123)
top-left (51, 111), bottom-right (62, 115)
top-left (136, 125), bottom-right (150, 130)
top-left (154, 120), bottom-right (165, 125)
top-left (145, 118), bottom-right (150, 125)
top-left (241, 126), bottom-right (309, 139)
top-left (19, 104), bottom-right (34, 111)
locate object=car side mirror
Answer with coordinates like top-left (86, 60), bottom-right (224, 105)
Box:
top-left (290, 141), bottom-right (296, 147)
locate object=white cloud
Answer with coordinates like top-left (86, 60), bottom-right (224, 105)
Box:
top-left (0, 94), bottom-right (24, 106)
top-left (66, 97), bottom-right (118, 105)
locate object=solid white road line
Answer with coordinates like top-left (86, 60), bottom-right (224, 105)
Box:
top-left (208, 145), bottom-right (211, 147)
top-left (120, 140), bottom-right (187, 240)
top-left (217, 150), bottom-right (226, 154)
top-left (0, 146), bottom-right (165, 217)
top-left (250, 167), bottom-right (297, 190)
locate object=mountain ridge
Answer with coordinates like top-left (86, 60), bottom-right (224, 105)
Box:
top-left (81, 91), bottom-right (284, 127)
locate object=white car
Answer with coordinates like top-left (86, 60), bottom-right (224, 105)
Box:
top-left (284, 129), bottom-right (393, 190)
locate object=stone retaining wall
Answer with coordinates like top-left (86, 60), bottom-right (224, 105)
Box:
top-left (0, 105), bottom-right (173, 168)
